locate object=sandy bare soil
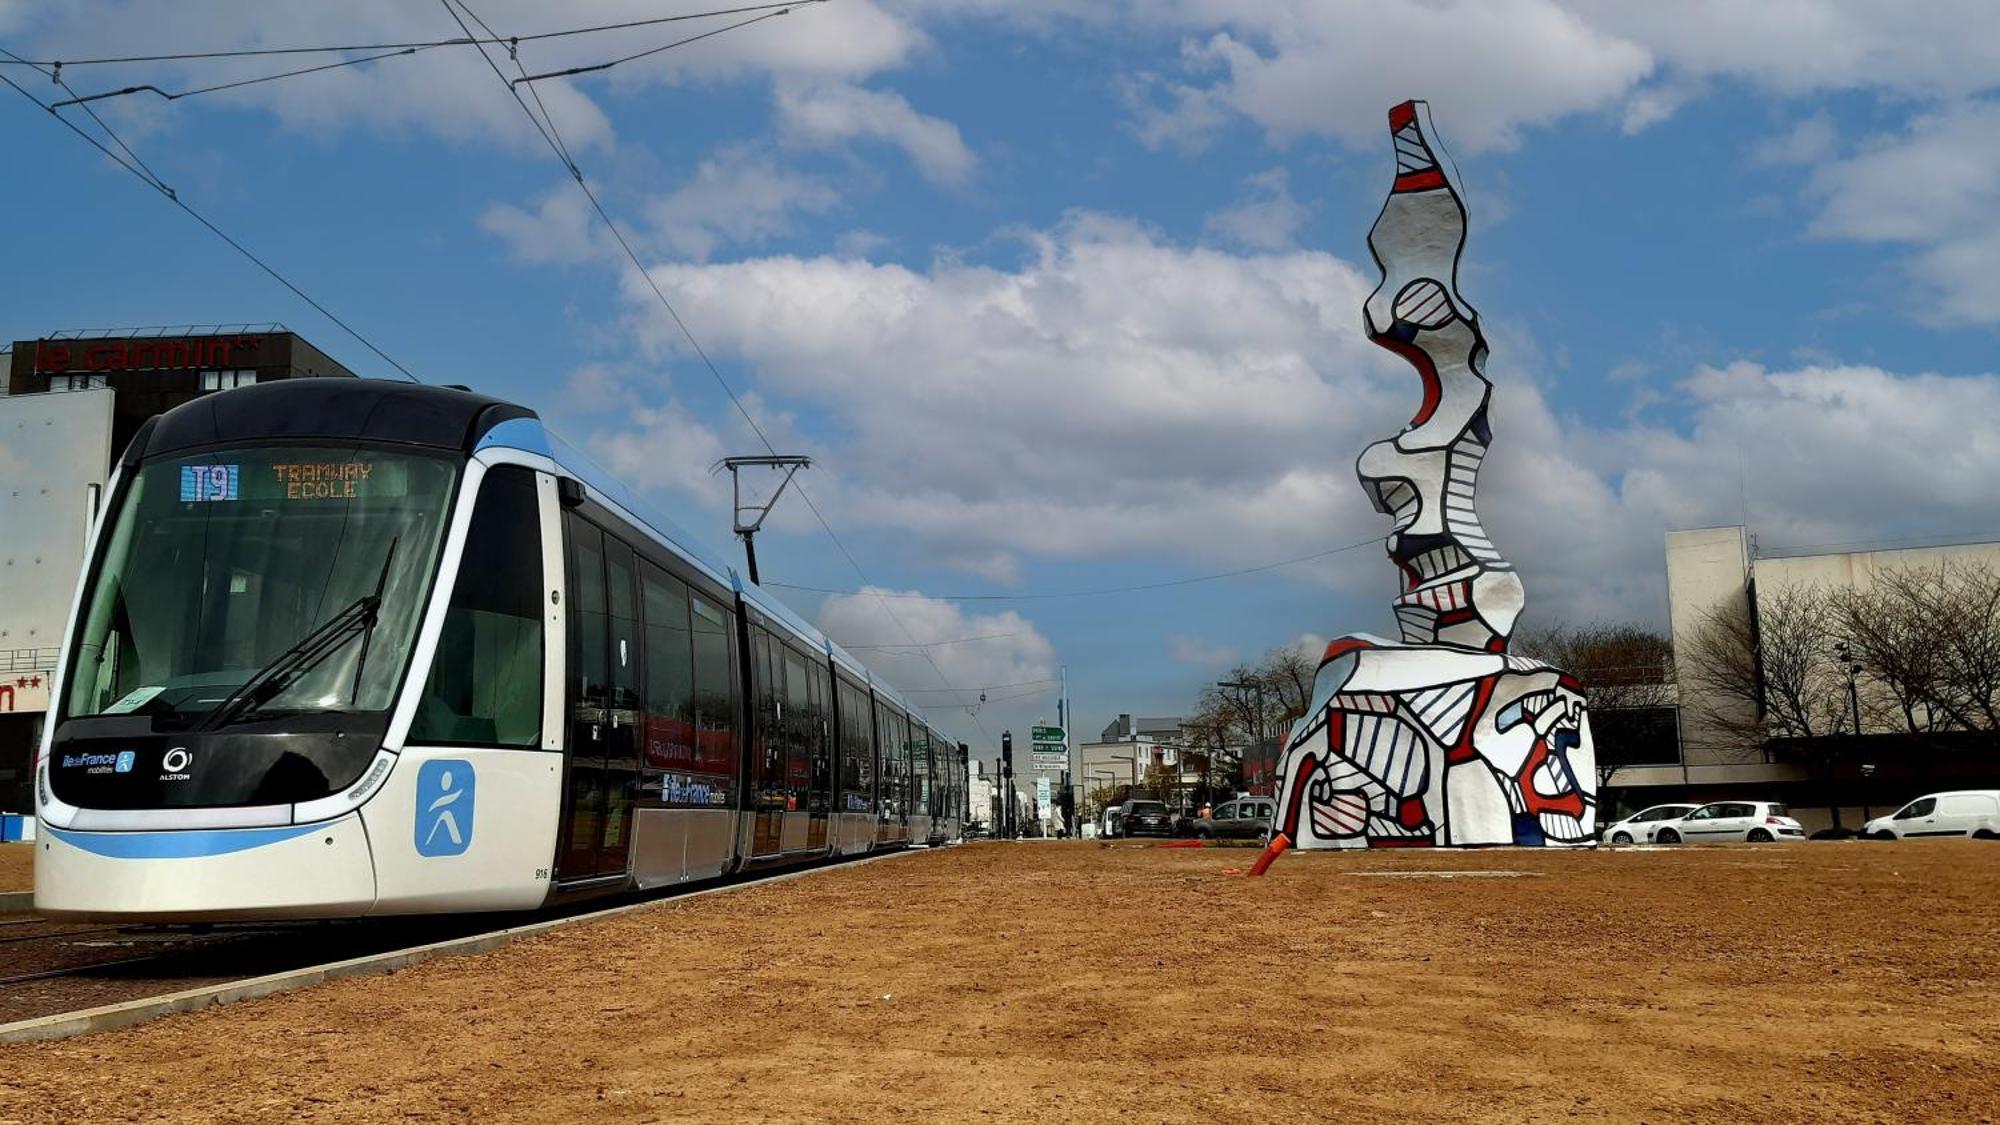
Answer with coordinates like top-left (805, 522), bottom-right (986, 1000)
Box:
top-left (0, 844), bottom-right (30, 892)
top-left (3, 841), bottom-right (1997, 1123)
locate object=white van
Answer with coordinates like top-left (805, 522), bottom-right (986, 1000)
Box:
top-left (1862, 791), bottom-right (2000, 840)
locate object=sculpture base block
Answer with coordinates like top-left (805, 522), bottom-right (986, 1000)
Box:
top-left (1273, 634), bottom-right (1598, 849)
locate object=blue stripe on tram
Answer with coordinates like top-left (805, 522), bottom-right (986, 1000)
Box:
top-left (44, 822), bottom-right (324, 859)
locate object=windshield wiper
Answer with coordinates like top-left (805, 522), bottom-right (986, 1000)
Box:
top-left (193, 539), bottom-right (399, 731)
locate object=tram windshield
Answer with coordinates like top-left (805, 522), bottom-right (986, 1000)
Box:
top-left (63, 445), bottom-right (457, 727)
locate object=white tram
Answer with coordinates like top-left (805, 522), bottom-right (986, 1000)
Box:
top-left (33, 380), bottom-right (966, 920)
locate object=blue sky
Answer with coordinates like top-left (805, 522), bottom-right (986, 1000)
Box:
top-left (7, 1), bottom-right (2000, 761)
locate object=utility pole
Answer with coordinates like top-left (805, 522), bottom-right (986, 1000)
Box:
top-left (714, 454), bottom-right (811, 586)
top-left (1000, 730), bottom-right (1014, 839)
top-left (1058, 664), bottom-right (1071, 838)
top-left (958, 742), bottom-right (970, 827)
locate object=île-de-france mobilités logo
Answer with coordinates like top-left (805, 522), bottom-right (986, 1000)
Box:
top-left (414, 760), bottom-right (475, 857)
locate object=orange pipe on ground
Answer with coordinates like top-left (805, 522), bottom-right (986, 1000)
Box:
top-left (1245, 832), bottom-right (1292, 877)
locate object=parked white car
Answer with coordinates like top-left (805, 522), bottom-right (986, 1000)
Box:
top-left (1599, 803), bottom-right (1700, 845)
top-left (1654, 801), bottom-right (1806, 844)
top-left (1862, 791), bottom-right (2000, 840)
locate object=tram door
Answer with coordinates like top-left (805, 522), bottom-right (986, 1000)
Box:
top-left (557, 516), bottom-right (642, 881)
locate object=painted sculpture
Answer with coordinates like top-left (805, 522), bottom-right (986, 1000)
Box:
top-left (1270, 101), bottom-right (1597, 849)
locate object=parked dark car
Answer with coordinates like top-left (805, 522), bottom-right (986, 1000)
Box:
top-left (1119, 800), bottom-right (1174, 838)
top-left (1193, 798), bottom-right (1276, 841)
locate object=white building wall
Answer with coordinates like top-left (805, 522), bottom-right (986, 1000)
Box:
top-left (1, 388), bottom-right (114, 714)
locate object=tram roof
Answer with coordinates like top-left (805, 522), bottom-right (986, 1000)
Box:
top-left (133, 378), bottom-right (531, 462)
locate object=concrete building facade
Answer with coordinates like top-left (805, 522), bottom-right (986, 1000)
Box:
top-left (1608, 525), bottom-right (2000, 832)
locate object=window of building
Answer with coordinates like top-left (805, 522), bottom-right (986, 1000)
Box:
top-left (1593, 706), bottom-right (1683, 768)
top-left (199, 369), bottom-right (258, 391)
top-left (410, 466), bottom-right (543, 746)
top-left (48, 374), bottom-right (110, 391)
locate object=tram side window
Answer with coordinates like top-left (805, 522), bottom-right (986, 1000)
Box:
top-left (838, 679), bottom-right (872, 812)
top-left (751, 628), bottom-right (784, 807)
top-left (411, 467), bottom-right (542, 746)
top-left (639, 563), bottom-right (694, 772)
top-left (782, 646), bottom-right (811, 808)
top-left (689, 594), bottom-right (738, 779)
top-left (895, 712), bottom-right (914, 817)
top-left (807, 659), bottom-right (832, 813)
top-left (875, 705), bottom-right (899, 819)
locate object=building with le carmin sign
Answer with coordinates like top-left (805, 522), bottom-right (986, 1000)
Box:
top-left (0, 326), bottom-right (356, 823)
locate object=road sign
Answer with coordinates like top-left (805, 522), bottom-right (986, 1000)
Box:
top-left (1031, 740), bottom-right (1064, 754)
top-left (1035, 776), bottom-right (1051, 809)
top-left (1033, 752), bottom-right (1066, 771)
top-left (1032, 725), bottom-right (1065, 743)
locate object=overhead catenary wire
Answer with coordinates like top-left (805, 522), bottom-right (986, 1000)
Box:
top-left (52, 45), bottom-right (430, 108)
top-left (845, 632), bottom-right (1019, 651)
top-left (437, 0), bottom-right (996, 732)
top-left (902, 676), bottom-right (1060, 694)
top-left (45, 2), bottom-right (822, 107)
top-left (511, 5), bottom-right (809, 85)
top-left (767, 533), bottom-right (1391, 602)
top-left (0, 47), bottom-right (420, 383)
top-left (0, 1), bottom-right (812, 68)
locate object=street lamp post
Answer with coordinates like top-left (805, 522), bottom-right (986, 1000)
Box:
top-left (1088, 767), bottom-right (1118, 835)
top-left (1833, 640), bottom-right (1865, 834)
top-left (1834, 640), bottom-right (1863, 736)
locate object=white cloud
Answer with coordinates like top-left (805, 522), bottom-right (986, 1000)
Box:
top-left (1752, 112), bottom-right (1840, 168)
top-left (1170, 635), bottom-right (1238, 666)
top-left (1121, 1), bottom-right (1654, 153)
top-left (483, 145), bottom-right (839, 266)
top-left (815, 588), bottom-right (1057, 710)
top-left (834, 229), bottom-right (892, 259)
top-left (574, 383), bottom-right (731, 511)
top-left (1578, 1), bottom-right (2000, 101)
top-left (775, 82), bottom-right (976, 186)
top-left (572, 204), bottom-right (2000, 630)
top-left (613, 212), bottom-right (1399, 587)
top-left (643, 146), bottom-right (839, 261)
top-left (985, 1), bottom-right (2000, 150)
top-left (1801, 100), bottom-right (2000, 323)
top-left (480, 187), bottom-right (609, 267)
top-left (1203, 167), bottom-right (1310, 251)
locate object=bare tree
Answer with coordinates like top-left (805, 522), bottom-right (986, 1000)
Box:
top-left (1835, 562), bottom-right (2000, 734)
top-left (1516, 621), bottom-right (1675, 792)
top-left (1180, 704), bottom-right (1239, 794)
top-left (1923, 563), bottom-right (2000, 732)
top-left (1681, 582), bottom-right (1859, 829)
top-left (1830, 576), bottom-right (1945, 734)
top-left (1682, 583), bottom-right (1851, 751)
top-left (1514, 622), bottom-right (1675, 711)
top-left (1260, 642), bottom-right (1317, 722)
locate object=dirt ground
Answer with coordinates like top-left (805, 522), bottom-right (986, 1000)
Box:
top-left (0, 844), bottom-right (29, 892)
top-left (3, 841), bottom-right (1998, 1124)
